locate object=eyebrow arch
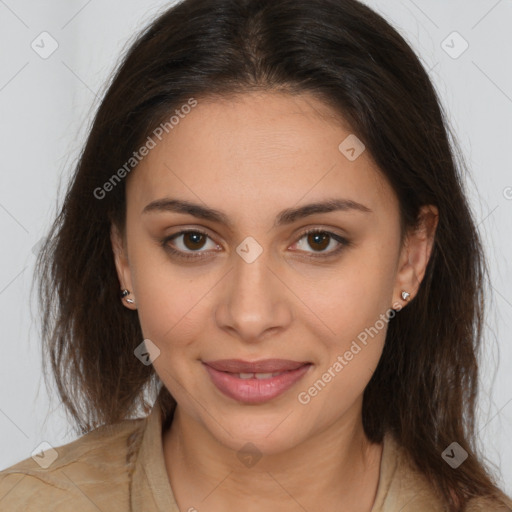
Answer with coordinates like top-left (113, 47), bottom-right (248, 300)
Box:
top-left (142, 197), bottom-right (372, 229)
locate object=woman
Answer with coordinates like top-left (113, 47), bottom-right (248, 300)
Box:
top-left (0, 0), bottom-right (510, 510)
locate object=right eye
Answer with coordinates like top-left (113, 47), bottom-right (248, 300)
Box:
top-left (161, 229), bottom-right (221, 260)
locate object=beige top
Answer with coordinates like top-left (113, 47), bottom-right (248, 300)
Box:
top-left (0, 402), bottom-right (507, 511)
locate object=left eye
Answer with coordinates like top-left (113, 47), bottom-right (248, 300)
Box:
top-left (297, 229), bottom-right (346, 253)
top-left (291, 229), bottom-right (348, 257)
top-left (162, 228), bottom-right (349, 260)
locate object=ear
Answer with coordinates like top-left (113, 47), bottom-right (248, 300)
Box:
top-left (110, 223), bottom-right (137, 310)
top-left (392, 205), bottom-right (439, 309)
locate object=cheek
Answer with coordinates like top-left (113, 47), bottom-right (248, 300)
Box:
top-left (136, 281), bottom-right (212, 349)
top-left (296, 245), bottom-right (395, 343)
top-left (131, 248), bottom-right (220, 353)
top-left (314, 283), bottom-right (389, 386)
top-left (297, 245), bottom-right (395, 397)
top-left (298, 292), bottom-right (389, 420)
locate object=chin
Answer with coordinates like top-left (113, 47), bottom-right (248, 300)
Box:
top-left (204, 410), bottom-right (307, 457)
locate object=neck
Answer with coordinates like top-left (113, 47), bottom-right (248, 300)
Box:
top-left (162, 399), bottom-right (383, 511)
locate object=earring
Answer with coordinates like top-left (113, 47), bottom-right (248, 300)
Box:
top-left (401, 291), bottom-right (410, 301)
top-left (121, 289), bottom-right (135, 304)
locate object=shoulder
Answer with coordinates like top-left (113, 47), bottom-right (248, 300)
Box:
top-left (380, 433), bottom-right (512, 512)
top-left (0, 416), bottom-right (147, 511)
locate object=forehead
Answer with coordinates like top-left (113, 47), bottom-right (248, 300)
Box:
top-left (127, 91), bottom-right (396, 224)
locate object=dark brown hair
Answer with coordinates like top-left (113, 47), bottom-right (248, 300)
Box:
top-left (36, 0), bottom-right (512, 509)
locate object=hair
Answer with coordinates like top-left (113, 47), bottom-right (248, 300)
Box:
top-left (36, 0), bottom-right (512, 509)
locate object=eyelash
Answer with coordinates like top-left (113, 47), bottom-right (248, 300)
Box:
top-left (161, 228), bottom-right (351, 262)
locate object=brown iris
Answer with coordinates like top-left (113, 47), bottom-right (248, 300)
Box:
top-left (307, 232), bottom-right (330, 252)
top-left (183, 232), bottom-right (207, 251)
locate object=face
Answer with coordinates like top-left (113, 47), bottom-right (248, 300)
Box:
top-left (112, 91), bottom-right (437, 455)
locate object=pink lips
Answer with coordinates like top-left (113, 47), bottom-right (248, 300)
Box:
top-left (203, 359), bottom-right (312, 404)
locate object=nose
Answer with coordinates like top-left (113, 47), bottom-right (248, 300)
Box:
top-left (214, 246), bottom-right (293, 343)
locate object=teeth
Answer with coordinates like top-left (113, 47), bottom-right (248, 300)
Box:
top-left (236, 372), bottom-right (283, 379)
top-left (255, 373), bottom-right (273, 379)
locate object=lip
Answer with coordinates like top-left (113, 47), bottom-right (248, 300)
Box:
top-left (202, 360), bottom-right (312, 404)
top-left (203, 358), bottom-right (309, 373)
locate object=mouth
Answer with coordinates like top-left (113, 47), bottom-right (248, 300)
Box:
top-left (202, 358), bottom-right (310, 374)
top-left (202, 359), bottom-right (312, 404)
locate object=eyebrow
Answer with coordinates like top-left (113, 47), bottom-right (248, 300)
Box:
top-left (142, 197), bottom-right (372, 228)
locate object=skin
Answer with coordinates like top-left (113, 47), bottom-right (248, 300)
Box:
top-left (111, 91), bottom-right (438, 511)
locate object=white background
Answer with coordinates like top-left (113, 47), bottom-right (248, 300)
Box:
top-left (0, 0), bottom-right (511, 497)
